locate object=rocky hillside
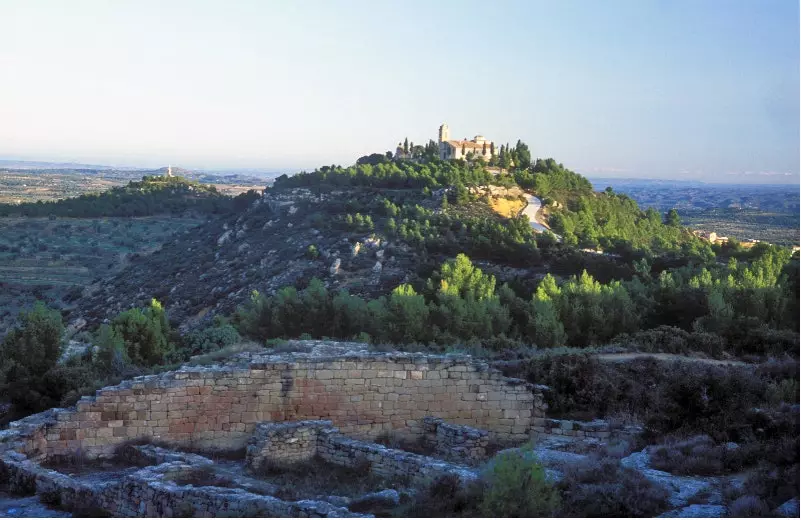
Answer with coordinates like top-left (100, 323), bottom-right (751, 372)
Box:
top-left (69, 184), bottom-right (589, 331)
top-left (70, 187), bottom-right (423, 330)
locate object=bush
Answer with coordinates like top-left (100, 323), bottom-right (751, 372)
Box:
top-left (648, 435), bottom-right (726, 476)
top-left (557, 457), bottom-right (670, 517)
top-left (728, 495), bottom-right (770, 517)
top-left (613, 326), bottom-right (725, 358)
top-left (480, 450), bottom-right (560, 517)
top-left (182, 322), bottom-right (241, 356)
top-left (403, 474), bottom-right (482, 517)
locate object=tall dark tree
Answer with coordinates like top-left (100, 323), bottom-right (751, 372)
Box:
top-left (515, 139), bottom-right (531, 169)
top-left (665, 208), bottom-right (681, 227)
top-left (490, 142), bottom-right (496, 155)
top-left (403, 137), bottom-right (409, 154)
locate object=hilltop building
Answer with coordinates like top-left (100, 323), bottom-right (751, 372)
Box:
top-left (438, 123), bottom-right (495, 161)
top-left (693, 230), bottom-right (729, 245)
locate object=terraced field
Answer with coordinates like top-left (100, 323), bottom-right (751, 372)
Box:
top-left (0, 216), bottom-right (205, 333)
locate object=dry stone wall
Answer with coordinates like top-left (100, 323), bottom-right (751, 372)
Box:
top-left (245, 420), bottom-right (478, 486)
top-left (246, 420), bottom-right (330, 468)
top-left (422, 417), bottom-right (488, 462)
top-left (11, 342), bottom-right (543, 460)
top-left (531, 417), bottom-right (642, 443)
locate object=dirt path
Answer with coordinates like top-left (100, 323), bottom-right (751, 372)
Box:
top-left (594, 352), bottom-right (748, 366)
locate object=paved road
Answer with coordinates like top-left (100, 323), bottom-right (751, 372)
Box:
top-left (521, 194), bottom-right (548, 232)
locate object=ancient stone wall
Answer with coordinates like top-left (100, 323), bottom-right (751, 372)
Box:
top-left (17, 344), bottom-right (542, 460)
top-left (317, 428), bottom-right (477, 485)
top-left (245, 420), bottom-right (477, 486)
top-left (422, 416), bottom-right (488, 462)
top-left (246, 420), bottom-right (330, 468)
top-left (531, 417), bottom-right (642, 443)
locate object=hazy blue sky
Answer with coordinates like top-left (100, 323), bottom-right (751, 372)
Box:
top-left (1, 0), bottom-right (798, 183)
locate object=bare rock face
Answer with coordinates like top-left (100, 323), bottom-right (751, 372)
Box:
top-left (775, 497), bottom-right (800, 518)
top-left (621, 449), bottom-right (720, 511)
top-left (58, 340), bottom-right (96, 364)
top-left (330, 258), bottom-right (341, 276)
top-left (364, 237), bottom-right (381, 249)
top-left (65, 317), bottom-right (87, 338)
top-left (217, 230), bottom-right (233, 246)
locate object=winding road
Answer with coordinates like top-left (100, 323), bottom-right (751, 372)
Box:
top-left (521, 194), bottom-right (562, 241)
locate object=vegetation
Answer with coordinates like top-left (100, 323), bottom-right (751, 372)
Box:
top-left (0, 176), bottom-right (259, 218)
top-left (557, 457), bottom-right (669, 517)
top-left (234, 243), bottom-right (798, 356)
top-left (479, 449), bottom-right (560, 517)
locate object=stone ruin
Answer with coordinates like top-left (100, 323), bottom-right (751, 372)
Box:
top-left (0, 341), bottom-right (546, 517)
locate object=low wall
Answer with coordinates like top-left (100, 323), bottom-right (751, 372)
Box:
top-left (246, 420), bottom-right (478, 486)
top-left (531, 417), bottom-right (642, 443)
top-left (10, 342), bottom-right (542, 459)
top-left (422, 417), bottom-right (488, 462)
top-left (0, 449), bottom-right (360, 518)
top-left (246, 420), bottom-right (330, 468)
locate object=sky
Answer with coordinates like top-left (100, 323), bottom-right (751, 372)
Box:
top-left (1, 0), bottom-right (799, 183)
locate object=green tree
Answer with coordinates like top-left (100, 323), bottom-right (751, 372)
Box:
top-left (437, 253), bottom-right (496, 300)
top-left (515, 139), bottom-right (532, 169)
top-left (94, 323), bottom-right (128, 374)
top-left (384, 284), bottom-right (429, 343)
top-left (665, 208), bottom-right (681, 227)
top-left (0, 302), bottom-right (64, 379)
top-left (111, 298), bottom-right (172, 366)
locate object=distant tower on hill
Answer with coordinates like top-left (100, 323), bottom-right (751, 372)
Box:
top-left (167, 165), bottom-right (173, 177)
top-left (438, 123), bottom-right (450, 144)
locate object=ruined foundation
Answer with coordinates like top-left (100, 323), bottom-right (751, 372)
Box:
top-left (0, 342), bottom-right (544, 517)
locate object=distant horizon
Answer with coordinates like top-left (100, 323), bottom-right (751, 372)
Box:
top-left (1, 156), bottom-right (799, 187)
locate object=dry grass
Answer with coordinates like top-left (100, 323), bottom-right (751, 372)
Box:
top-left (489, 196), bottom-right (525, 218)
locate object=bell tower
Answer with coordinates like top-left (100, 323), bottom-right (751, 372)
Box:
top-left (438, 123), bottom-right (450, 144)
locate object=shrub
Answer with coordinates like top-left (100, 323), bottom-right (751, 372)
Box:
top-left (403, 474), bottom-right (482, 517)
top-left (480, 450), bottom-right (560, 517)
top-left (557, 457), bottom-right (670, 517)
top-left (182, 322), bottom-right (241, 356)
top-left (728, 495), bottom-right (770, 517)
top-left (648, 435), bottom-right (725, 476)
top-left (0, 301), bottom-right (64, 376)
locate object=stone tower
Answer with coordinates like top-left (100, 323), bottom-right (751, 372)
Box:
top-left (438, 123), bottom-right (450, 144)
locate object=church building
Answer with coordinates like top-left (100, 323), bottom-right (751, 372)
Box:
top-left (438, 123), bottom-right (495, 161)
